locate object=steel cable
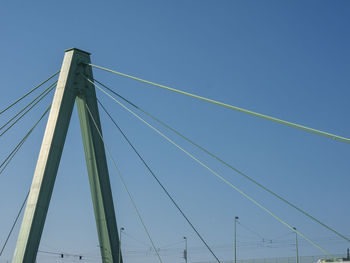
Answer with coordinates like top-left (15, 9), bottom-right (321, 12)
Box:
top-left (0, 192), bottom-right (28, 257)
top-left (0, 105), bottom-right (51, 175)
top-left (97, 99), bottom-right (221, 263)
top-left (85, 103), bottom-right (163, 263)
top-left (91, 79), bottom-right (331, 257)
top-left (0, 71), bottom-right (58, 115)
top-left (89, 63), bottom-right (350, 144)
top-left (0, 81), bottom-right (56, 137)
top-left (0, 105), bottom-right (51, 256)
top-left (92, 79), bottom-right (349, 244)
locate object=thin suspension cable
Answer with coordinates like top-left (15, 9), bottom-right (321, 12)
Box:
top-left (122, 232), bottom-right (150, 248)
top-left (94, 79), bottom-right (139, 109)
top-left (0, 192), bottom-right (28, 257)
top-left (0, 105), bottom-right (51, 175)
top-left (84, 103), bottom-right (163, 263)
top-left (93, 79), bottom-right (350, 244)
top-left (1, 101), bottom-right (50, 257)
top-left (0, 105), bottom-right (50, 253)
top-left (236, 221), bottom-right (266, 240)
top-left (0, 138), bottom-right (26, 176)
top-left (0, 82), bottom-right (56, 137)
top-left (91, 79), bottom-right (332, 257)
top-left (0, 137), bottom-right (25, 172)
top-left (89, 63), bottom-right (350, 145)
top-left (160, 239), bottom-right (186, 249)
top-left (37, 250), bottom-right (87, 259)
top-left (97, 100), bottom-right (221, 263)
top-left (0, 71), bottom-right (58, 116)
top-left (0, 81), bottom-right (56, 133)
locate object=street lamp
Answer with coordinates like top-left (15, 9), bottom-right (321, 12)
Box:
top-left (234, 217), bottom-right (239, 263)
top-left (293, 227), bottom-right (299, 263)
top-left (183, 236), bottom-right (188, 263)
top-left (119, 227), bottom-right (125, 263)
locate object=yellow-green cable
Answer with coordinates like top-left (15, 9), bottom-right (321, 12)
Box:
top-left (0, 71), bottom-right (59, 115)
top-left (0, 81), bottom-right (57, 135)
top-left (140, 107), bottom-right (350, 243)
top-left (97, 98), bottom-right (221, 263)
top-left (84, 103), bottom-right (163, 263)
top-left (90, 79), bottom-right (332, 257)
top-left (92, 78), bottom-right (349, 244)
top-left (0, 105), bottom-right (51, 175)
top-left (89, 63), bottom-right (350, 145)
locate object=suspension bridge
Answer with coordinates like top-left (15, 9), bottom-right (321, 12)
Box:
top-left (0, 48), bottom-right (348, 263)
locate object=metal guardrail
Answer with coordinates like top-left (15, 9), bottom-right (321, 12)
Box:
top-left (196, 254), bottom-right (347, 263)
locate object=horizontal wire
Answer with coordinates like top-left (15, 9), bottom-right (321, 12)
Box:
top-left (89, 63), bottom-right (350, 145)
top-left (97, 99), bottom-right (221, 263)
top-left (91, 79), bottom-right (332, 257)
top-left (159, 240), bottom-right (186, 249)
top-left (93, 79), bottom-right (349, 244)
top-left (84, 103), bottom-right (163, 263)
top-left (38, 250), bottom-right (84, 258)
top-left (0, 81), bottom-right (56, 137)
top-left (0, 71), bottom-right (59, 116)
top-left (122, 232), bottom-right (150, 248)
top-left (0, 105), bottom-right (51, 175)
top-left (237, 221), bottom-right (266, 240)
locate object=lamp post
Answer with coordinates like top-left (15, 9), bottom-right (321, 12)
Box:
top-left (234, 216), bottom-right (239, 263)
top-left (183, 236), bottom-right (188, 263)
top-left (293, 227), bottom-right (299, 263)
top-left (119, 227), bottom-right (125, 263)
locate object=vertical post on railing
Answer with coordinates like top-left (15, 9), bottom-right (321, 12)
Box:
top-left (234, 216), bottom-right (239, 263)
top-left (293, 227), bottom-right (299, 263)
top-left (183, 236), bottom-right (188, 263)
top-left (118, 227), bottom-right (124, 263)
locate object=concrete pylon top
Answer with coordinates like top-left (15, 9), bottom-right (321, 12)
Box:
top-left (65, 47), bottom-right (91, 55)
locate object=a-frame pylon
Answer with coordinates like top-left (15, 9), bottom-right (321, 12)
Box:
top-left (12, 48), bottom-right (122, 263)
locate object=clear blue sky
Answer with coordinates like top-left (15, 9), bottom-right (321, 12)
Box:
top-left (0, 1), bottom-right (349, 263)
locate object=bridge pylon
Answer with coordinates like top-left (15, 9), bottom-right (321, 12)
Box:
top-left (12, 48), bottom-right (122, 263)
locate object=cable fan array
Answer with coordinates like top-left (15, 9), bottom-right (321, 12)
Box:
top-left (0, 62), bottom-right (348, 263)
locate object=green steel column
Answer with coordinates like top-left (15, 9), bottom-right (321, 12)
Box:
top-left (12, 48), bottom-right (121, 263)
top-left (12, 49), bottom-right (79, 263)
top-left (76, 57), bottom-right (121, 263)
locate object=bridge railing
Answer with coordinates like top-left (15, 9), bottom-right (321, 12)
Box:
top-left (196, 254), bottom-right (347, 263)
